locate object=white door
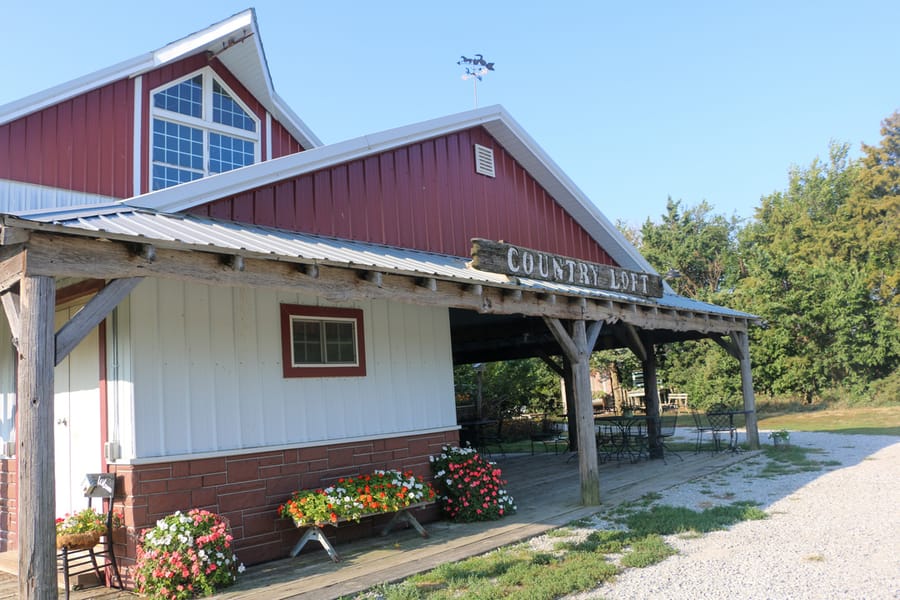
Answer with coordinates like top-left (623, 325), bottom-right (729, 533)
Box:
top-left (54, 305), bottom-right (103, 517)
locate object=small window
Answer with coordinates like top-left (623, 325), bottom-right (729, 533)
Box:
top-left (280, 305), bottom-right (366, 378)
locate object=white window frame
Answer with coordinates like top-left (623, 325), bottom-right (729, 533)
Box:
top-left (148, 67), bottom-right (260, 189)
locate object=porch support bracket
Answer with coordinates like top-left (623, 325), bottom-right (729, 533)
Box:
top-left (55, 277), bottom-right (144, 366)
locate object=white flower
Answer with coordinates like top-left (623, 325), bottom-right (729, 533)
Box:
top-left (237, 563), bottom-right (246, 573)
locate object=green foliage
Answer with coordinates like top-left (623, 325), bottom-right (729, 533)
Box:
top-left (454, 359), bottom-right (561, 420)
top-left (618, 534), bottom-right (677, 568)
top-left (623, 502), bottom-right (766, 537)
top-left (737, 140), bottom-right (900, 398)
top-left (641, 198), bottom-right (742, 299)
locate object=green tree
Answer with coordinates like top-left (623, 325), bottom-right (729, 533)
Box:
top-left (640, 198), bottom-right (742, 300)
top-left (632, 199), bottom-right (744, 405)
top-left (842, 111), bottom-right (900, 316)
top-left (736, 141), bottom-right (899, 399)
top-left (454, 359), bottom-right (560, 420)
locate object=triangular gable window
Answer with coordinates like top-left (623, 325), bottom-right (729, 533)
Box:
top-left (150, 68), bottom-right (259, 190)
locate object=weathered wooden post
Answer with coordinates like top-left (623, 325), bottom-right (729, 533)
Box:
top-left (734, 330), bottom-right (760, 449)
top-left (544, 318), bottom-right (603, 506)
top-left (642, 345), bottom-right (663, 459)
top-left (17, 274), bottom-right (57, 599)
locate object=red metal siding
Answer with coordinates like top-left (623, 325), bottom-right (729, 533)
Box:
top-left (2, 54), bottom-right (308, 199)
top-left (189, 127), bottom-right (616, 264)
top-left (0, 78), bottom-right (133, 198)
top-left (270, 118), bottom-right (305, 158)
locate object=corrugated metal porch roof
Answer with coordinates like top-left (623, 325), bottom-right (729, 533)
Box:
top-left (5, 206), bottom-right (755, 321)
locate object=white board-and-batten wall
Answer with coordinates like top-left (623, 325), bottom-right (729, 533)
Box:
top-left (113, 278), bottom-right (458, 462)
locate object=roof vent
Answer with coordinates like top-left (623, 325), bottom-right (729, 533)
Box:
top-left (474, 144), bottom-right (496, 178)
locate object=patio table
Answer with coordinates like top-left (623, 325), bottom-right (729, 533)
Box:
top-left (595, 415), bottom-right (650, 462)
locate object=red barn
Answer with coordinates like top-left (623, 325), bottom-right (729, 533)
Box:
top-left (0, 8), bottom-right (759, 594)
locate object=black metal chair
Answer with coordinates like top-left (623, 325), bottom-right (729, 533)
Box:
top-left (530, 417), bottom-right (567, 455)
top-left (689, 407), bottom-right (715, 452)
top-left (57, 473), bottom-right (123, 600)
top-left (706, 403), bottom-right (737, 451)
top-left (657, 407), bottom-right (683, 463)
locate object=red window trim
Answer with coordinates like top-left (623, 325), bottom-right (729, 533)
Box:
top-left (280, 304), bottom-right (367, 378)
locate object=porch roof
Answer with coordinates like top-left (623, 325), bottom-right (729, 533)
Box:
top-left (2, 205), bottom-right (756, 327)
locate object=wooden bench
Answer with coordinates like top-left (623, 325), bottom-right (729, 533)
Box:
top-left (289, 502), bottom-right (433, 563)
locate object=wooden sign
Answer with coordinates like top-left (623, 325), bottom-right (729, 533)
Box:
top-left (471, 238), bottom-right (663, 299)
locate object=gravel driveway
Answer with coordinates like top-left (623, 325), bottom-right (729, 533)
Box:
top-left (563, 432), bottom-right (900, 600)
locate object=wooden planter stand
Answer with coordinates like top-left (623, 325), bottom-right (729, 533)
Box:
top-left (289, 502), bottom-right (432, 563)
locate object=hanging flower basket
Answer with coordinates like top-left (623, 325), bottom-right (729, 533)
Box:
top-left (56, 530), bottom-right (103, 550)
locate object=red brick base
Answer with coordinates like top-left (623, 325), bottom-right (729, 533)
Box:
top-left (0, 458), bottom-right (17, 552)
top-left (108, 429), bottom-right (458, 582)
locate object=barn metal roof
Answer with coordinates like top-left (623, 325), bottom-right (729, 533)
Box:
top-left (5, 206), bottom-right (755, 321)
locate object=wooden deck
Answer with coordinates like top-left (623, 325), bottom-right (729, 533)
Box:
top-left (0, 441), bottom-right (753, 599)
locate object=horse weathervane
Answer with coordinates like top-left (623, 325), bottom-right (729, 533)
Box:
top-left (458, 54), bottom-right (495, 108)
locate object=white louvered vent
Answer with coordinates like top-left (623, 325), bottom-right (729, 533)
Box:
top-left (474, 144), bottom-right (496, 178)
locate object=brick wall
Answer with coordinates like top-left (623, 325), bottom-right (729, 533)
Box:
top-left (0, 458), bottom-right (16, 552)
top-left (110, 429), bottom-right (458, 578)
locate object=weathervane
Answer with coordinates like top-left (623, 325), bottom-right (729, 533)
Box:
top-left (458, 54), bottom-right (495, 108)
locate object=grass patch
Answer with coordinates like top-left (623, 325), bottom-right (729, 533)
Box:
top-left (619, 534), bottom-right (677, 568)
top-left (624, 502), bottom-right (767, 536)
top-left (757, 445), bottom-right (836, 477)
top-left (363, 500), bottom-right (767, 599)
top-left (757, 405), bottom-right (900, 436)
top-left (379, 544), bottom-right (617, 600)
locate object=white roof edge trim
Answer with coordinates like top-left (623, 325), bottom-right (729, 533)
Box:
top-left (154, 10), bottom-right (254, 64)
top-left (270, 90), bottom-right (323, 148)
top-left (0, 55), bottom-right (153, 125)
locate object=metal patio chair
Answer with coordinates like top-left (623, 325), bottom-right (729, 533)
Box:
top-left (689, 407), bottom-right (715, 452)
top-left (656, 406), bottom-right (683, 463)
top-left (706, 402), bottom-right (737, 452)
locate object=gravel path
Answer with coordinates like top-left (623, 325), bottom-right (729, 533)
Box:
top-left (558, 432), bottom-right (900, 600)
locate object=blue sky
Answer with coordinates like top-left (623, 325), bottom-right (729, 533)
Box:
top-left (3, 1), bottom-right (899, 227)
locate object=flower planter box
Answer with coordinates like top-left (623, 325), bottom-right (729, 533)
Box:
top-left (289, 501), bottom-right (434, 563)
top-left (280, 470), bottom-right (437, 563)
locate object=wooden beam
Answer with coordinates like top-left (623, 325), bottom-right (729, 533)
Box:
top-left (55, 278), bottom-right (144, 365)
top-left (1, 291), bottom-right (20, 348)
top-left (537, 351), bottom-right (564, 376)
top-left (20, 232), bottom-right (750, 334)
top-left (0, 245), bottom-right (24, 293)
top-left (0, 226), bottom-right (29, 245)
top-left (620, 323), bottom-right (647, 362)
top-left (17, 274), bottom-right (57, 599)
top-left (710, 333), bottom-right (742, 360)
top-left (222, 254), bottom-right (244, 272)
top-left (362, 271), bottom-right (384, 287)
